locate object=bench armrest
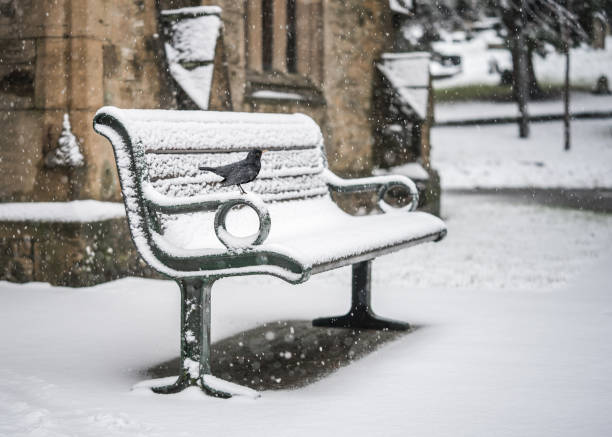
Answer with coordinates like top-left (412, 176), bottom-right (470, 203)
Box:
top-left (142, 183), bottom-right (264, 213)
top-left (142, 184), bottom-right (271, 249)
top-left (322, 169), bottom-right (419, 212)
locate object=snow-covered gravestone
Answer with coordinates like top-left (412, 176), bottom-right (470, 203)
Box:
top-left (44, 114), bottom-right (85, 168)
top-left (592, 12), bottom-right (608, 50)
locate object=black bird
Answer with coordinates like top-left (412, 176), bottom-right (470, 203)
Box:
top-left (199, 149), bottom-right (264, 194)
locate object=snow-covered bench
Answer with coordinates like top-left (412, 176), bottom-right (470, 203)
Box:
top-left (93, 107), bottom-right (447, 398)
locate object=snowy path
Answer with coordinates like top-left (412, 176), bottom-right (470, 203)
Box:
top-left (435, 92), bottom-right (612, 124)
top-left (432, 119), bottom-right (612, 190)
top-left (1, 194), bottom-right (611, 436)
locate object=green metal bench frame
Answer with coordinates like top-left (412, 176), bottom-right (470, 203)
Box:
top-left (94, 107), bottom-right (446, 398)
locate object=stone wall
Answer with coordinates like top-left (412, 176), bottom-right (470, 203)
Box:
top-left (0, 0), bottom-right (173, 285)
top-left (0, 218), bottom-right (157, 286)
top-left (1, 0), bottom-right (395, 200)
top-left (0, 0), bottom-right (174, 203)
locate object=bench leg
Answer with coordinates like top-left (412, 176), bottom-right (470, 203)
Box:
top-left (312, 260), bottom-right (411, 331)
top-left (151, 277), bottom-right (232, 398)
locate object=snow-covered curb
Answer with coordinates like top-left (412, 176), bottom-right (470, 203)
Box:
top-left (0, 200), bottom-right (126, 223)
top-left (435, 92), bottom-right (612, 124)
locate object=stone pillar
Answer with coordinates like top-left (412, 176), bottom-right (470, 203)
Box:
top-left (272, 0), bottom-right (287, 72)
top-left (246, 0), bottom-right (263, 71)
top-left (322, 0), bottom-right (392, 176)
top-left (296, 0), bottom-right (323, 84)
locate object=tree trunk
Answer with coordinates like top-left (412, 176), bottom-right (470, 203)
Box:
top-left (527, 45), bottom-right (542, 99)
top-left (503, 1), bottom-right (530, 138)
top-left (564, 50), bottom-right (570, 150)
top-left (563, 26), bottom-right (571, 151)
top-left (515, 33), bottom-right (530, 138)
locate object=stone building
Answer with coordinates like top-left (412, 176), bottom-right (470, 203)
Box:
top-left (0, 0), bottom-right (437, 285)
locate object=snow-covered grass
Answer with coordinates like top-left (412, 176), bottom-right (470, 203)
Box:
top-left (382, 194), bottom-right (612, 290)
top-left (1, 193), bottom-right (612, 436)
top-left (432, 119), bottom-right (612, 190)
top-left (433, 32), bottom-right (612, 90)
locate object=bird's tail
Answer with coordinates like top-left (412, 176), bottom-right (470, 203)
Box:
top-left (199, 166), bottom-right (219, 174)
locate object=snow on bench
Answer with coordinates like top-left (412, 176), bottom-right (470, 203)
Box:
top-left (93, 106), bottom-right (447, 398)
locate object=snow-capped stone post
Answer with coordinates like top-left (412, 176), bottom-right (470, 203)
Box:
top-left (43, 113), bottom-right (86, 199)
top-left (44, 114), bottom-right (85, 169)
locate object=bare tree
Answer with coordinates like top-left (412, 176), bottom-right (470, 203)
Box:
top-left (499, 0), bottom-right (588, 140)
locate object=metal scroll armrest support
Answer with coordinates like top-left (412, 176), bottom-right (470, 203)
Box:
top-left (322, 169), bottom-right (419, 212)
top-left (142, 183), bottom-right (271, 249)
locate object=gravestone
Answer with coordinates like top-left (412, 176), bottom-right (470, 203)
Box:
top-left (592, 13), bottom-right (608, 50)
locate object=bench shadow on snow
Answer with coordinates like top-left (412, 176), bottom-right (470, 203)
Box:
top-left (146, 320), bottom-right (413, 391)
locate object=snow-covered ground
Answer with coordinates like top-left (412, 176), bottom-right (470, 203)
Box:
top-left (433, 29), bottom-right (510, 88)
top-left (432, 119), bottom-right (612, 189)
top-left (435, 92), bottom-right (612, 124)
top-left (2, 193), bottom-right (612, 437)
top-left (433, 32), bottom-right (612, 90)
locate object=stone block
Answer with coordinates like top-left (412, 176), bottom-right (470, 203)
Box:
top-left (0, 38), bottom-right (36, 65)
top-left (0, 39), bottom-right (36, 110)
top-left (0, 0), bottom-right (68, 39)
top-left (41, 0), bottom-right (69, 37)
top-left (0, 110), bottom-right (45, 201)
top-left (69, 0), bottom-right (106, 38)
top-left (69, 38), bottom-right (104, 110)
top-left (0, 66), bottom-right (35, 110)
top-left (0, 235), bottom-right (34, 282)
top-left (0, 0), bottom-right (46, 39)
top-left (34, 38), bottom-right (68, 109)
top-left (0, 218), bottom-right (160, 287)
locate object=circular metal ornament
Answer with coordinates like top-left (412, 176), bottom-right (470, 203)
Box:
top-left (377, 182), bottom-right (419, 213)
top-left (214, 198), bottom-right (271, 249)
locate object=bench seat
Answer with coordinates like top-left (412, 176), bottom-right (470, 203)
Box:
top-left (159, 196), bottom-right (445, 274)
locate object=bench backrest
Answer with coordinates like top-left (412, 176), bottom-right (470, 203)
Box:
top-left (97, 107), bottom-right (328, 202)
